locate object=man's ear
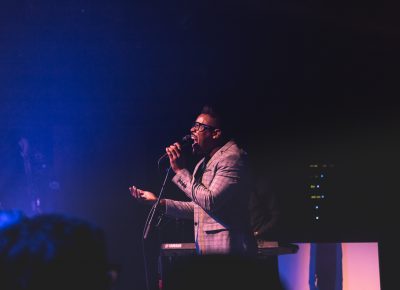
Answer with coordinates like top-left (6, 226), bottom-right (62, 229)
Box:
top-left (212, 129), bottom-right (222, 139)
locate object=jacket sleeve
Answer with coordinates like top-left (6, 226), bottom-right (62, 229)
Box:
top-left (172, 153), bottom-right (245, 213)
top-left (164, 199), bottom-right (195, 219)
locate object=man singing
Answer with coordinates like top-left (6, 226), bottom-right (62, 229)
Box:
top-left (130, 104), bottom-right (257, 255)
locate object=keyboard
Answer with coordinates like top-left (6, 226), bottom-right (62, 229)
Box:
top-left (160, 241), bottom-right (298, 256)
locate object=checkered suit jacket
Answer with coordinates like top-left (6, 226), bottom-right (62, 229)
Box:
top-left (165, 140), bottom-right (257, 255)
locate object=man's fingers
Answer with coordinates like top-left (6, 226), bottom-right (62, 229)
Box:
top-left (174, 142), bottom-right (181, 150)
top-left (166, 145), bottom-right (181, 159)
top-left (166, 147), bottom-right (177, 159)
top-left (129, 186), bottom-right (141, 199)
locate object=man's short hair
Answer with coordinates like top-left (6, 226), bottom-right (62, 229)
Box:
top-left (200, 103), bottom-right (235, 139)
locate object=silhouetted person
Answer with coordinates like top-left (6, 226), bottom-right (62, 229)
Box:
top-left (248, 175), bottom-right (286, 290)
top-left (0, 213), bottom-right (111, 290)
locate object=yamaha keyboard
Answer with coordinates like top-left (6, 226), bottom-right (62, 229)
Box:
top-left (160, 240), bottom-right (298, 256)
top-left (158, 241), bottom-right (297, 289)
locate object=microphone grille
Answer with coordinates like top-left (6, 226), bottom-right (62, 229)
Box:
top-left (182, 134), bottom-right (192, 142)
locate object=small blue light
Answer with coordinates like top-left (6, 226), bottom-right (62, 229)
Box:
top-left (320, 174), bottom-right (324, 178)
top-left (315, 205), bottom-right (319, 209)
top-left (315, 216), bottom-right (319, 220)
top-left (316, 185), bottom-right (320, 188)
top-left (321, 195), bottom-right (325, 199)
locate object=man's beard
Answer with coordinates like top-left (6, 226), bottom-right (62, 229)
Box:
top-left (192, 143), bottom-right (204, 156)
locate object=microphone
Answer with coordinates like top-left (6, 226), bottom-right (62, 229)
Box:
top-left (180, 134), bottom-right (193, 146)
top-left (158, 134), bottom-right (194, 162)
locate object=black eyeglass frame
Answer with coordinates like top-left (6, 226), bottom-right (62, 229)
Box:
top-left (191, 122), bottom-right (218, 132)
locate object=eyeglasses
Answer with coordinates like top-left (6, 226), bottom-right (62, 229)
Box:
top-left (191, 122), bottom-right (217, 132)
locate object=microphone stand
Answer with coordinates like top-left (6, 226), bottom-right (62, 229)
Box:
top-left (141, 148), bottom-right (184, 290)
top-left (141, 164), bottom-right (171, 290)
top-left (143, 165), bottom-right (171, 240)
top-left (144, 136), bottom-right (192, 239)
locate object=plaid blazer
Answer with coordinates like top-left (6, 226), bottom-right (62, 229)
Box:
top-left (165, 140), bottom-right (257, 255)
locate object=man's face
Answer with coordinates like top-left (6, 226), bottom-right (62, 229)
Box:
top-left (190, 114), bottom-right (219, 155)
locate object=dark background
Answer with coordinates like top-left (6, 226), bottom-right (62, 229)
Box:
top-left (1, 1), bottom-right (399, 289)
